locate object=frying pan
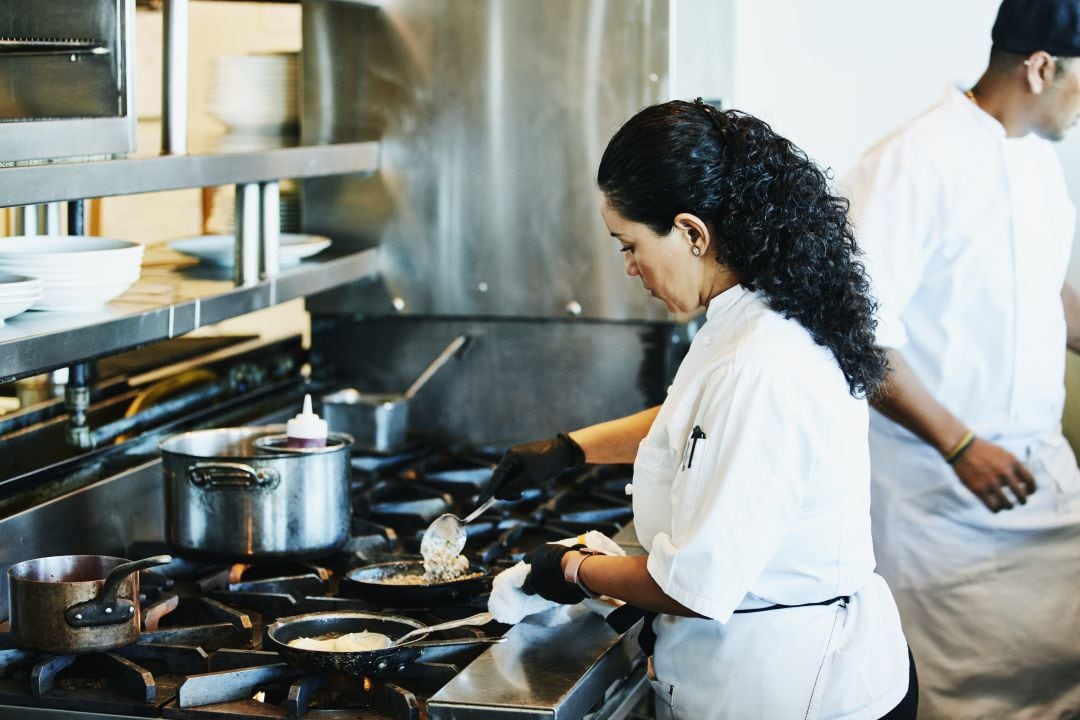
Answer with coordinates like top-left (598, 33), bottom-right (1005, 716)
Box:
top-left (337, 559), bottom-right (492, 609)
top-left (265, 610), bottom-right (504, 676)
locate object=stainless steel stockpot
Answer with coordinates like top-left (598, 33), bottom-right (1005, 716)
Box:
top-left (160, 425), bottom-right (353, 558)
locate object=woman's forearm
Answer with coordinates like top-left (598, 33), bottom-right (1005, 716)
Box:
top-left (568, 406), bottom-right (660, 464)
top-left (563, 552), bottom-right (703, 617)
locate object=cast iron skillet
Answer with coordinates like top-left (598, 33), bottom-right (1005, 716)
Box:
top-left (338, 559), bottom-right (492, 609)
top-left (265, 610), bottom-right (504, 676)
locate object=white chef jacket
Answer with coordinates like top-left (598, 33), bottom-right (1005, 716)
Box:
top-left (843, 86), bottom-right (1080, 720)
top-left (845, 85), bottom-right (1075, 446)
top-left (633, 285), bottom-right (909, 720)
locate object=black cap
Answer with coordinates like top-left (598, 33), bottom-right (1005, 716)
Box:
top-left (992, 0), bottom-right (1080, 56)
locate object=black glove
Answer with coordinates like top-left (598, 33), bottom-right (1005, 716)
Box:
top-left (522, 543), bottom-right (585, 604)
top-left (478, 433), bottom-right (585, 503)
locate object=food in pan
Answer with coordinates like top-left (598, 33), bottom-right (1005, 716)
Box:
top-left (375, 568), bottom-right (486, 585)
top-left (421, 545), bottom-right (472, 582)
top-left (287, 630), bottom-right (391, 652)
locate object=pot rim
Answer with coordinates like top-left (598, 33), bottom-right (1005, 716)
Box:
top-left (322, 388), bottom-right (408, 408)
top-left (7, 554), bottom-right (130, 585)
top-left (159, 425), bottom-right (353, 459)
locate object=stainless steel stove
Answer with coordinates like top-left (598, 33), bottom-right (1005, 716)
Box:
top-left (0, 440), bottom-right (648, 720)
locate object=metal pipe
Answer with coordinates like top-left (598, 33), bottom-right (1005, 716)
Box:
top-left (234, 183), bottom-right (260, 286)
top-left (89, 382), bottom-right (230, 448)
top-left (43, 202), bottom-right (62, 235)
top-left (65, 362), bottom-right (93, 450)
top-left (13, 206), bottom-right (40, 235)
top-left (67, 200), bottom-right (86, 236)
top-left (259, 181), bottom-right (280, 278)
top-left (162, 0), bottom-right (189, 155)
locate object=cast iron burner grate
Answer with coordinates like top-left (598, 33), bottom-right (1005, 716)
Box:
top-left (0, 618), bottom-right (242, 715)
top-left (165, 646), bottom-right (470, 719)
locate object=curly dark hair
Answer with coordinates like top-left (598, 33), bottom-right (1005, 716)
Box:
top-left (597, 99), bottom-right (887, 398)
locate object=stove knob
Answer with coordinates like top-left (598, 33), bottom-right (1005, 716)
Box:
top-left (624, 483), bottom-right (633, 496)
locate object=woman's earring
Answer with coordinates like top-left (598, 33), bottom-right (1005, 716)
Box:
top-left (691, 246), bottom-right (702, 256)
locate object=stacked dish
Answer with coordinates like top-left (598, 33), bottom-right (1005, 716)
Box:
top-left (207, 52), bottom-right (299, 133)
top-left (0, 272), bottom-right (44, 325)
top-left (0, 237), bottom-right (144, 312)
top-left (205, 180), bottom-right (301, 235)
top-left (169, 233), bottom-right (331, 267)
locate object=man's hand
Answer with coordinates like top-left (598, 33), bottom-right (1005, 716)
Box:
top-left (952, 437), bottom-right (1037, 512)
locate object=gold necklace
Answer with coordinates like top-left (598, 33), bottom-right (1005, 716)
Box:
top-left (965, 87), bottom-right (978, 106)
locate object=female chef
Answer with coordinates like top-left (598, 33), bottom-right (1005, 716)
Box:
top-left (478, 100), bottom-right (917, 719)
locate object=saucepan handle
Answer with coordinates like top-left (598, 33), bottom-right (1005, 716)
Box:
top-left (65, 555), bottom-right (173, 628)
top-left (188, 462), bottom-right (280, 490)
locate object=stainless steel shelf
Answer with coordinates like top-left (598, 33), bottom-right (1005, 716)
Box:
top-left (0, 142), bottom-right (379, 208)
top-left (0, 247), bottom-right (380, 383)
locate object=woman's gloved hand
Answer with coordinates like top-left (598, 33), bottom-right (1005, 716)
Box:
top-left (522, 543), bottom-right (585, 604)
top-left (477, 433), bottom-right (585, 503)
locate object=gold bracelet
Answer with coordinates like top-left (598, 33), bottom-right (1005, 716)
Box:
top-left (944, 430), bottom-right (975, 464)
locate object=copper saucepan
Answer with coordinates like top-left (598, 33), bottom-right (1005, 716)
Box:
top-left (6, 554), bottom-right (172, 654)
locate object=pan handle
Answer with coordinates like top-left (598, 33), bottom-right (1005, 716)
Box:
top-left (373, 636), bottom-right (508, 673)
top-left (188, 462), bottom-right (280, 490)
top-left (401, 335), bottom-right (469, 399)
top-left (390, 611), bottom-right (494, 647)
top-left (65, 555), bottom-right (173, 628)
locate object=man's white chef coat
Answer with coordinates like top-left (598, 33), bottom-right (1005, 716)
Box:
top-left (846, 85), bottom-right (1075, 448)
top-left (843, 85), bottom-right (1080, 720)
top-left (632, 284), bottom-right (908, 720)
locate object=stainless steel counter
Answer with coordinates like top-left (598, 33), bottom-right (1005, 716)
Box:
top-left (428, 606), bottom-right (644, 720)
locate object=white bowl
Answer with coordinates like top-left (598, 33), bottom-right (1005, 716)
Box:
top-left (0, 294), bottom-right (40, 324)
top-left (0, 272), bottom-right (44, 297)
top-left (169, 233), bottom-right (331, 267)
top-left (42, 271), bottom-right (141, 288)
top-left (0, 236), bottom-right (143, 258)
top-left (31, 276), bottom-right (139, 312)
top-left (0, 260), bottom-right (140, 274)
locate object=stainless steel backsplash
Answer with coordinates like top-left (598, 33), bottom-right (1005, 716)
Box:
top-left (300, 0), bottom-right (672, 321)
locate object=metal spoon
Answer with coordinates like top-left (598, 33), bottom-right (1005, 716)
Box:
top-left (419, 496), bottom-right (498, 562)
top-left (389, 611), bottom-right (494, 647)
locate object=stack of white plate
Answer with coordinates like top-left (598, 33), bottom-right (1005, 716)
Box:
top-left (206, 180), bottom-right (301, 235)
top-left (0, 237), bottom-right (144, 312)
top-left (207, 52), bottom-right (299, 133)
top-left (0, 272), bottom-right (44, 325)
top-left (168, 233), bottom-right (331, 268)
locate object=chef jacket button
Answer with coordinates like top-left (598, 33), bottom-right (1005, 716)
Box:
top-left (624, 483), bottom-right (634, 495)
top-left (702, 336), bottom-right (713, 346)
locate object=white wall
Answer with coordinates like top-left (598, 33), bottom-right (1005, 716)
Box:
top-left (698, 0), bottom-right (1080, 283)
top-left (675, 0), bottom-right (1080, 443)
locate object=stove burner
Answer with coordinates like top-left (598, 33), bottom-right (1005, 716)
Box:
top-left (140, 596), bottom-right (254, 652)
top-left (0, 442), bottom-right (640, 718)
top-left (0, 625), bottom-right (213, 713)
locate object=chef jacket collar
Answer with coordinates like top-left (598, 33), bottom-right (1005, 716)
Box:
top-left (706, 283), bottom-right (748, 321)
top-left (947, 84), bottom-right (1008, 141)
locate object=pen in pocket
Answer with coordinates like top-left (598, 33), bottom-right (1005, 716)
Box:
top-left (687, 425), bottom-right (706, 469)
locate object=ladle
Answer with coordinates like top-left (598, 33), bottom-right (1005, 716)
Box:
top-left (419, 496), bottom-right (497, 563)
top-left (389, 611), bottom-right (494, 647)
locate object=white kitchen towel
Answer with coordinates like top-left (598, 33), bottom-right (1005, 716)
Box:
top-left (488, 531), bottom-right (626, 624)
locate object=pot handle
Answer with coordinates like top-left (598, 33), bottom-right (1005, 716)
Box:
top-left (65, 554), bottom-right (173, 628)
top-left (187, 462), bottom-right (280, 490)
